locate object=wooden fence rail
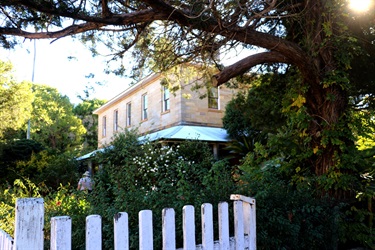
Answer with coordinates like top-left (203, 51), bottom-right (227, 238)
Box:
top-left (0, 194), bottom-right (256, 250)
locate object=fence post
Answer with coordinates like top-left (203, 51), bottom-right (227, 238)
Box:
top-left (86, 215), bottom-right (102, 250)
top-left (218, 202), bottom-right (230, 250)
top-left (183, 205), bottom-right (195, 250)
top-left (114, 212), bottom-right (129, 250)
top-left (201, 203), bottom-right (214, 250)
top-left (50, 216), bottom-right (72, 250)
top-left (139, 210), bottom-right (153, 250)
top-left (14, 198), bottom-right (44, 250)
top-left (162, 208), bottom-right (176, 250)
top-left (231, 194), bottom-right (256, 250)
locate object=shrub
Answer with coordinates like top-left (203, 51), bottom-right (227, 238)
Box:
top-left (90, 130), bottom-right (238, 249)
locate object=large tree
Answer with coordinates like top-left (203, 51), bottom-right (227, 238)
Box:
top-left (31, 84), bottom-right (86, 152)
top-left (0, 60), bottom-right (33, 139)
top-left (1, 1), bottom-right (373, 197)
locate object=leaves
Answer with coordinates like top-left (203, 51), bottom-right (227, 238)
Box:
top-left (0, 61), bottom-right (34, 139)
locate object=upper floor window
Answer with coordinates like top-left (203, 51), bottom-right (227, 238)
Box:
top-left (126, 102), bottom-right (131, 127)
top-left (114, 109), bottom-right (119, 132)
top-left (102, 116), bottom-right (107, 137)
top-left (162, 86), bottom-right (170, 112)
top-left (142, 93), bottom-right (148, 120)
top-left (208, 87), bottom-right (219, 109)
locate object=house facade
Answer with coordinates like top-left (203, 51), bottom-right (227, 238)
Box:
top-left (93, 68), bottom-right (238, 153)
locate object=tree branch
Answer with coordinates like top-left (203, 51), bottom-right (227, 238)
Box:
top-left (213, 51), bottom-right (291, 86)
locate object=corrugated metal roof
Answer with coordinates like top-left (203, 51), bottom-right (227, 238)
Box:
top-left (77, 125), bottom-right (230, 161)
top-left (139, 125), bottom-right (230, 142)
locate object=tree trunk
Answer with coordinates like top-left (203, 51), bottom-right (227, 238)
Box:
top-left (302, 1), bottom-right (350, 198)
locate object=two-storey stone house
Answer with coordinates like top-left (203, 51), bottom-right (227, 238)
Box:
top-left (79, 66), bottom-right (238, 165)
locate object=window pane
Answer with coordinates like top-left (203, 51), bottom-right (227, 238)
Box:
top-left (114, 110), bottom-right (118, 131)
top-left (102, 116), bottom-right (106, 136)
top-left (126, 103), bottom-right (131, 126)
top-left (208, 87), bottom-right (218, 109)
top-left (142, 94), bottom-right (148, 120)
top-left (163, 86), bottom-right (170, 112)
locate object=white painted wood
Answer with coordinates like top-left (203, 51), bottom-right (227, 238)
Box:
top-left (9, 194), bottom-right (256, 250)
top-left (230, 194), bottom-right (254, 205)
top-left (201, 203), bottom-right (214, 250)
top-left (249, 199), bottom-right (256, 250)
top-left (0, 229), bottom-right (13, 250)
top-left (114, 212), bottom-right (129, 250)
top-left (218, 202), bottom-right (230, 250)
top-left (86, 215), bottom-right (102, 250)
top-left (183, 205), bottom-right (196, 250)
top-left (50, 216), bottom-right (72, 250)
top-left (243, 201), bottom-right (251, 248)
top-left (233, 201), bottom-right (244, 250)
top-left (14, 198), bottom-right (44, 250)
top-left (139, 210), bottom-right (153, 250)
top-left (162, 208), bottom-right (176, 250)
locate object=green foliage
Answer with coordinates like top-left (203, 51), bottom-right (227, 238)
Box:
top-left (44, 184), bottom-right (91, 250)
top-left (0, 178), bottom-right (46, 236)
top-left (0, 149), bottom-right (80, 190)
top-left (91, 130), bottom-right (237, 249)
top-left (0, 139), bottom-right (44, 183)
top-left (73, 99), bottom-right (106, 153)
top-left (238, 157), bottom-right (374, 249)
top-left (0, 179), bottom-right (91, 249)
top-left (30, 84), bottom-right (86, 152)
top-left (0, 60), bottom-right (34, 139)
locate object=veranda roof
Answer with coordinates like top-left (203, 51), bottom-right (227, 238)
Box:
top-left (138, 125), bottom-right (230, 142)
top-left (77, 125), bottom-right (230, 161)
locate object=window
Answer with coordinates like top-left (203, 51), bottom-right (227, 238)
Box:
top-left (114, 110), bottom-right (119, 132)
top-left (162, 86), bottom-right (170, 112)
top-left (102, 116), bottom-right (106, 137)
top-left (208, 87), bottom-right (219, 109)
top-left (142, 93), bottom-right (148, 120)
top-left (126, 102), bottom-right (131, 127)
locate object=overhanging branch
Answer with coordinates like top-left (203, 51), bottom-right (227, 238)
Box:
top-left (213, 51), bottom-right (291, 86)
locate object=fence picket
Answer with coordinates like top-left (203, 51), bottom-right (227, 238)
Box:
top-left (218, 202), bottom-right (230, 250)
top-left (162, 208), bottom-right (176, 250)
top-left (114, 212), bottom-right (129, 250)
top-left (139, 210), bottom-right (153, 250)
top-left (249, 199), bottom-right (256, 250)
top-left (50, 216), bottom-right (72, 250)
top-left (233, 201), bottom-right (244, 249)
top-left (182, 205), bottom-right (196, 250)
top-left (86, 215), bottom-right (102, 250)
top-left (14, 198), bottom-right (44, 250)
top-left (201, 203), bottom-right (214, 250)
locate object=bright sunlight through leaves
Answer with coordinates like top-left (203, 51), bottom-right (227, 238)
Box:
top-left (349, 0), bottom-right (372, 12)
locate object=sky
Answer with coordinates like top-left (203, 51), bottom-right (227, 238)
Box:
top-left (1, 37), bottom-right (255, 105)
top-left (1, 38), bottom-right (132, 104)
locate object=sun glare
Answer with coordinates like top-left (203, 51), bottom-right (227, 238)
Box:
top-left (349, 0), bottom-right (372, 12)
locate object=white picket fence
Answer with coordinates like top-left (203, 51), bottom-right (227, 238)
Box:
top-left (0, 194), bottom-right (256, 250)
